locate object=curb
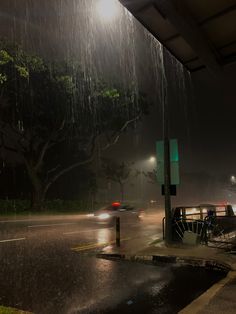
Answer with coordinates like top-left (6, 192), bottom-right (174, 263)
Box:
top-left (179, 270), bottom-right (236, 314)
top-left (96, 253), bottom-right (231, 272)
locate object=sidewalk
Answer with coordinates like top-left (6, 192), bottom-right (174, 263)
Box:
top-left (100, 239), bottom-right (236, 314)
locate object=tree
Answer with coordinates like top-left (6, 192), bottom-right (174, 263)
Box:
top-left (0, 40), bottom-right (148, 210)
top-left (102, 159), bottom-right (133, 201)
top-left (228, 181), bottom-right (236, 195)
top-left (143, 168), bottom-right (158, 184)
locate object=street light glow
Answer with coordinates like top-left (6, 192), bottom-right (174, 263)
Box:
top-left (149, 156), bottom-right (156, 163)
top-left (96, 0), bottom-right (120, 22)
top-left (231, 175), bottom-right (236, 183)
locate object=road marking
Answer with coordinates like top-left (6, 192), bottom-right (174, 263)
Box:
top-left (0, 214), bottom-right (89, 224)
top-left (28, 223), bottom-right (76, 228)
top-left (63, 227), bottom-right (113, 235)
top-left (121, 223), bottom-right (139, 226)
top-left (0, 219), bottom-right (34, 223)
top-left (149, 238), bottom-right (162, 245)
top-left (0, 237), bottom-right (26, 243)
top-left (72, 243), bottom-right (105, 251)
top-left (72, 237), bottom-right (131, 252)
top-left (73, 242), bottom-right (96, 247)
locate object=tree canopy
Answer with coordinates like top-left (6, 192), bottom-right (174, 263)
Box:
top-left (0, 40), bottom-right (148, 210)
top-left (102, 158), bottom-right (134, 201)
top-left (143, 168), bottom-right (158, 185)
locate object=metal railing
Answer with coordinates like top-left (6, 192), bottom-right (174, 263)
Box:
top-left (162, 214), bottom-right (236, 250)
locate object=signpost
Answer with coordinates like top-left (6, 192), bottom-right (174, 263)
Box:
top-left (156, 139), bottom-right (180, 243)
top-left (156, 139), bottom-right (180, 186)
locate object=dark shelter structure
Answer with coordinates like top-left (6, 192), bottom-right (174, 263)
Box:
top-left (119, 0), bottom-right (236, 72)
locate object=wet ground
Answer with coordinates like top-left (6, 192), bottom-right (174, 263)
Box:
top-left (0, 211), bottom-right (226, 314)
top-left (99, 265), bottom-right (225, 314)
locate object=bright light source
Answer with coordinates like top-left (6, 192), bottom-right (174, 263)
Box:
top-left (96, 0), bottom-right (120, 22)
top-left (149, 156), bottom-right (156, 163)
top-left (86, 213), bottom-right (94, 217)
top-left (112, 202), bottom-right (121, 207)
top-left (98, 213), bottom-right (110, 219)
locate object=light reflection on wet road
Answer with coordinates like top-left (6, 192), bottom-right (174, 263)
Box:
top-left (0, 211), bottom-right (225, 313)
top-left (0, 211), bottom-right (165, 313)
top-left (0, 211), bottom-right (163, 252)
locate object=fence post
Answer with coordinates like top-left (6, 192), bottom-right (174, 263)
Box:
top-left (116, 216), bottom-right (120, 247)
top-left (162, 217), bottom-right (166, 239)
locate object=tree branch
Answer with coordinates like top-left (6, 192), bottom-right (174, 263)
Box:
top-left (35, 141), bottom-right (50, 171)
top-left (43, 132), bottom-right (97, 195)
top-left (102, 114), bottom-right (140, 151)
top-left (44, 155), bottom-right (94, 196)
top-left (35, 118), bottom-right (66, 171)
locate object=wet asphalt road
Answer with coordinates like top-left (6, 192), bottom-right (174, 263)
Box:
top-left (0, 212), bottom-right (225, 314)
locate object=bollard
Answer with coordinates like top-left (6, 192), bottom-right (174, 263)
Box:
top-left (116, 216), bottom-right (120, 247)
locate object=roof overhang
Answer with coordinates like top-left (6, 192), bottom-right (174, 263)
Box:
top-left (119, 0), bottom-right (236, 73)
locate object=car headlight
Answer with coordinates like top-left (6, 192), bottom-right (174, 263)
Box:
top-left (98, 213), bottom-right (110, 219)
top-left (86, 213), bottom-right (95, 217)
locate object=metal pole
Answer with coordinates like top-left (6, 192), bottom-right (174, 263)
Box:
top-left (162, 54), bottom-right (172, 245)
top-left (164, 108), bottom-right (172, 243)
top-left (116, 216), bottom-right (120, 247)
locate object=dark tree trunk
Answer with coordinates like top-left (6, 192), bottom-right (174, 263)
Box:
top-left (30, 184), bottom-right (45, 211)
top-left (120, 183), bottom-right (125, 202)
top-left (26, 164), bottom-right (45, 211)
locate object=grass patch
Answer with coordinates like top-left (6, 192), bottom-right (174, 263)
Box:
top-left (0, 199), bottom-right (106, 216)
top-left (0, 306), bottom-right (32, 314)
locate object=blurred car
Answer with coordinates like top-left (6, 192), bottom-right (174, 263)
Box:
top-left (93, 202), bottom-right (144, 223)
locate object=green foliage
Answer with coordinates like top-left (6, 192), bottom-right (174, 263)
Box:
top-left (143, 168), bottom-right (158, 184)
top-left (0, 39), bottom-right (148, 209)
top-left (0, 199), bottom-right (104, 214)
top-left (0, 41), bottom-right (75, 137)
top-left (101, 158), bottom-right (134, 200)
top-left (0, 49), bottom-right (13, 83)
top-left (56, 75), bottom-right (74, 93)
top-left (0, 305), bottom-right (32, 314)
top-left (102, 158), bottom-right (132, 184)
top-left (0, 199), bottom-right (30, 212)
top-left (0, 49), bottom-right (13, 65)
top-left (45, 199), bottom-right (93, 212)
top-left (100, 88), bottom-right (120, 99)
top-left (0, 40), bottom-right (146, 145)
top-left (0, 42), bottom-right (46, 88)
top-left (15, 64), bottom-right (29, 78)
top-left (27, 55), bottom-right (45, 72)
top-left (0, 73), bottom-right (7, 84)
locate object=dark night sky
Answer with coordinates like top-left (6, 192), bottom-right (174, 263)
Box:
top-left (1, 0), bottom-right (236, 203)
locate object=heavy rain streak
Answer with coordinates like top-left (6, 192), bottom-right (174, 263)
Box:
top-left (0, 0), bottom-right (193, 208)
top-left (1, 0), bottom-right (189, 123)
top-left (0, 1), bottom-right (234, 314)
